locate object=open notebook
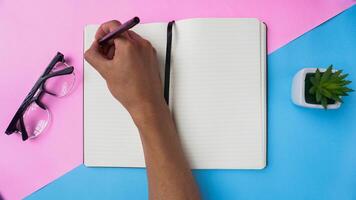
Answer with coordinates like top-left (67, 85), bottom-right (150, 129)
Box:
top-left (84, 18), bottom-right (267, 169)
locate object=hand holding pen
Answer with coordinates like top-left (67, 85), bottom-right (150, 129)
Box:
top-left (84, 18), bottom-right (166, 120)
top-left (93, 17), bottom-right (140, 59)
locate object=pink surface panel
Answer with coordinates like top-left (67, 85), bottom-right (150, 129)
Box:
top-left (0, 0), bottom-right (354, 199)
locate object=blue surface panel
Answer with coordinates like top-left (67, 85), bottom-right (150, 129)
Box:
top-left (27, 5), bottom-right (356, 200)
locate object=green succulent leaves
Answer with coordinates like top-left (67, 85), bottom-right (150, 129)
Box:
top-left (309, 65), bottom-right (353, 109)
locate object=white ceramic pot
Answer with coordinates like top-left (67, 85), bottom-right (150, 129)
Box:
top-left (291, 68), bottom-right (341, 109)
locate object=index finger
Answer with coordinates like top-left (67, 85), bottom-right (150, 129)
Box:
top-left (95, 20), bottom-right (122, 40)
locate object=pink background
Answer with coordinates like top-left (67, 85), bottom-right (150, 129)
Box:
top-left (0, 0), bottom-right (354, 199)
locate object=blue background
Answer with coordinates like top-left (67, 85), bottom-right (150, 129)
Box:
top-left (27, 5), bottom-right (356, 200)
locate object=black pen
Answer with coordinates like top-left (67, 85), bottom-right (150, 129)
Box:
top-left (99, 17), bottom-right (140, 46)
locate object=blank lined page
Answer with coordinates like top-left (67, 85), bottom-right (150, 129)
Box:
top-left (84, 23), bottom-right (167, 167)
top-left (170, 18), bottom-right (266, 169)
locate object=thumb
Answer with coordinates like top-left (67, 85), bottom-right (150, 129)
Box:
top-left (84, 40), bottom-right (108, 77)
top-left (113, 37), bottom-right (129, 57)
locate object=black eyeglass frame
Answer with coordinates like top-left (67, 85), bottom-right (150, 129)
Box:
top-left (5, 52), bottom-right (74, 141)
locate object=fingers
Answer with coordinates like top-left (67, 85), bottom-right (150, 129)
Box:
top-left (106, 45), bottom-right (116, 59)
top-left (84, 41), bottom-right (108, 77)
top-left (127, 30), bottom-right (143, 41)
top-left (127, 31), bottom-right (153, 50)
top-left (95, 20), bottom-right (121, 40)
top-left (113, 37), bottom-right (130, 57)
top-left (95, 20), bottom-right (131, 41)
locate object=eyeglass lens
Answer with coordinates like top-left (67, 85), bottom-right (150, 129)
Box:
top-left (16, 62), bottom-right (75, 139)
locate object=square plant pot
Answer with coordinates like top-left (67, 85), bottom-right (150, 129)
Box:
top-left (291, 68), bottom-right (341, 109)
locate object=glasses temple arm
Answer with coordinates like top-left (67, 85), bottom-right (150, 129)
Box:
top-left (43, 52), bottom-right (65, 75)
top-left (5, 100), bottom-right (32, 135)
top-left (44, 66), bottom-right (74, 80)
top-left (5, 112), bottom-right (22, 135)
top-left (18, 116), bottom-right (29, 141)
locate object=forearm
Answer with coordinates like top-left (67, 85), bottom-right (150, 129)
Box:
top-left (132, 103), bottom-right (200, 200)
top-left (85, 19), bottom-right (199, 200)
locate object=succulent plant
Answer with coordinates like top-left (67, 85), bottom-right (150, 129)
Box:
top-left (309, 65), bottom-right (353, 109)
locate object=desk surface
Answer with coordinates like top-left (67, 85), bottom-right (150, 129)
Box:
top-left (0, 1), bottom-right (355, 200)
top-left (27, 6), bottom-right (356, 200)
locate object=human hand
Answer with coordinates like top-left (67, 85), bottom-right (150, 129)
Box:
top-left (84, 20), bottom-right (166, 121)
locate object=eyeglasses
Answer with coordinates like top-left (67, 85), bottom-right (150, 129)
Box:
top-left (5, 52), bottom-right (75, 141)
